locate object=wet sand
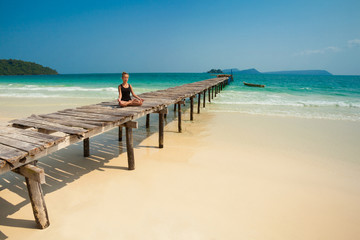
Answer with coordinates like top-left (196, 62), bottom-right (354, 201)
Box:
top-left (1, 100), bottom-right (360, 240)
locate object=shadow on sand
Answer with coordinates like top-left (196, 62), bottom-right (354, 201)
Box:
top-left (0, 102), bottom-right (196, 236)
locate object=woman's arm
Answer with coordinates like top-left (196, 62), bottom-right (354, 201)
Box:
top-left (129, 85), bottom-right (144, 101)
top-left (118, 85), bottom-right (122, 100)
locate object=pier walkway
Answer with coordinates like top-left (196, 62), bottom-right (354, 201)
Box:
top-left (0, 76), bottom-right (230, 229)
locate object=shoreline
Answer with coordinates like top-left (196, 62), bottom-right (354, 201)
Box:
top-left (0, 103), bottom-right (360, 239)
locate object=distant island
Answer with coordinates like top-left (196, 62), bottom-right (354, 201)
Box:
top-left (221, 68), bottom-right (332, 76)
top-left (207, 69), bottom-right (223, 74)
top-left (0, 59), bottom-right (58, 75)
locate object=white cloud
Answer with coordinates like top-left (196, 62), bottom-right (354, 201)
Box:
top-left (295, 46), bottom-right (341, 56)
top-left (348, 39), bottom-right (360, 48)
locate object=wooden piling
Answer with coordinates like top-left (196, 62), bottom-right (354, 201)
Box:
top-left (118, 126), bottom-right (123, 141)
top-left (197, 93), bottom-right (201, 113)
top-left (156, 108), bottom-right (167, 148)
top-left (178, 102), bottom-right (182, 132)
top-left (125, 121), bottom-right (138, 170)
top-left (208, 88), bottom-right (211, 102)
top-left (203, 90), bottom-right (206, 108)
top-left (212, 86), bottom-right (214, 99)
top-left (23, 163), bottom-right (50, 229)
top-left (83, 138), bottom-right (89, 157)
top-left (159, 113), bottom-right (164, 148)
top-left (146, 114), bottom-right (150, 128)
top-left (174, 103), bottom-right (177, 112)
top-left (190, 96), bottom-right (194, 120)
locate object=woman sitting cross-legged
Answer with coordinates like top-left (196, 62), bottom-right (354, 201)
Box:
top-left (118, 72), bottom-right (144, 107)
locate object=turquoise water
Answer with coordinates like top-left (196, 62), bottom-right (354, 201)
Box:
top-left (1, 73), bottom-right (359, 121)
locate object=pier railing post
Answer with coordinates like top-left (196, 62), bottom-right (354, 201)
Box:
top-left (124, 121), bottom-right (138, 170)
top-left (83, 138), bottom-right (90, 157)
top-left (197, 93), bottom-right (201, 114)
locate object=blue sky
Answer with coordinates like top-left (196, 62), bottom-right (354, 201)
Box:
top-left (1, 0), bottom-right (359, 75)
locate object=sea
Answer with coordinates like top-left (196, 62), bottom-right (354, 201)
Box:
top-left (0, 73), bottom-right (359, 121)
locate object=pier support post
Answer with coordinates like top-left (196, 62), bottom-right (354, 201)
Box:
top-left (197, 93), bottom-right (201, 114)
top-left (118, 126), bottom-right (123, 141)
top-left (208, 88), bottom-right (211, 103)
top-left (146, 114), bottom-right (150, 128)
top-left (156, 108), bottom-right (167, 148)
top-left (83, 138), bottom-right (90, 157)
top-left (19, 163), bottom-right (50, 229)
top-left (177, 101), bottom-right (184, 133)
top-left (174, 103), bottom-right (177, 112)
top-left (203, 90), bottom-right (206, 108)
top-left (190, 96), bottom-right (194, 120)
top-left (125, 121), bottom-right (138, 170)
top-left (212, 86), bottom-right (214, 99)
top-left (215, 85), bottom-right (217, 97)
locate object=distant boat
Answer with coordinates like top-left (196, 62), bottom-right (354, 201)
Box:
top-left (243, 82), bottom-right (265, 88)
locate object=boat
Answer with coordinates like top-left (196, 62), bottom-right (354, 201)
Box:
top-left (243, 82), bottom-right (265, 88)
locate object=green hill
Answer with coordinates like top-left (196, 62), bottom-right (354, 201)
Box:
top-left (0, 59), bottom-right (58, 75)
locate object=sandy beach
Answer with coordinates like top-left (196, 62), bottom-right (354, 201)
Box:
top-left (1, 100), bottom-right (360, 240)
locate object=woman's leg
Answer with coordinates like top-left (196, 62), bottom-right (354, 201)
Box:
top-left (128, 99), bottom-right (143, 106)
top-left (118, 100), bottom-right (131, 107)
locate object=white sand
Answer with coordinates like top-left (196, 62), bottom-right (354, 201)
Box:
top-left (1, 103), bottom-right (360, 239)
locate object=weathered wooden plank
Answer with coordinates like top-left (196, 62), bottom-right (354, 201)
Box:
top-left (58, 109), bottom-right (122, 121)
top-left (29, 115), bottom-right (99, 130)
top-left (0, 127), bottom-right (64, 144)
top-left (0, 132), bottom-right (55, 149)
top-left (38, 113), bottom-right (105, 126)
top-left (0, 143), bottom-right (28, 164)
top-left (13, 164), bottom-right (46, 184)
top-left (0, 136), bottom-right (44, 155)
top-left (0, 159), bottom-right (7, 168)
top-left (10, 118), bottom-right (86, 136)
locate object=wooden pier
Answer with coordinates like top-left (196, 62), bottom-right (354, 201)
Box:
top-left (0, 76), bottom-right (230, 229)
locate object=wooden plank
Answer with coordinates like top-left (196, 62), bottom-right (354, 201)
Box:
top-left (122, 121), bottom-right (138, 129)
top-left (29, 115), bottom-right (99, 130)
top-left (0, 143), bottom-right (28, 164)
top-left (0, 132), bottom-right (55, 149)
top-left (13, 164), bottom-right (46, 184)
top-left (0, 159), bottom-right (7, 168)
top-left (0, 135), bottom-right (44, 155)
top-left (58, 109), bottom-right (123, 121)
top-left (10, 118), bottom-right (86, 136)
top-left (0, 126), bottom-right (64, 143)
top-left (38, 113), bottom-right (105, 126)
